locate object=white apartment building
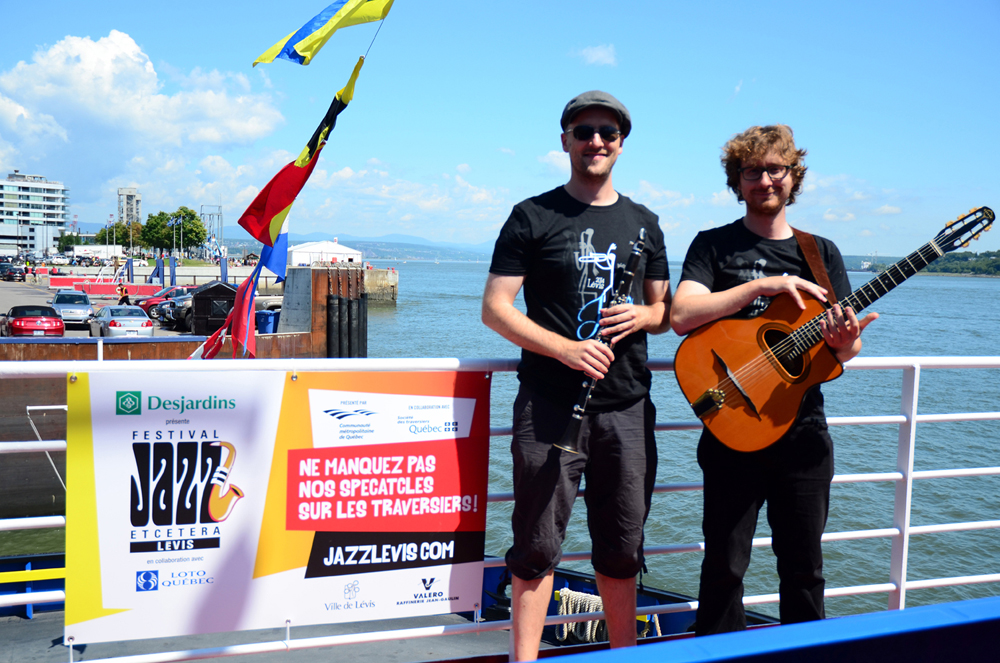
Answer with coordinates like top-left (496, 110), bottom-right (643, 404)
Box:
top-left (0, 170), bottom-right (70, 256)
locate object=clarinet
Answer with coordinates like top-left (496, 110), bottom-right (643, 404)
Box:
top-left (554, 227), bottom-right (647, 454)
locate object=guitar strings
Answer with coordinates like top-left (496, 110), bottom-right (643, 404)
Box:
top-left (700, 241), bottom-right (942, 405)
top-left (698, 211), bottom-right (989, 410)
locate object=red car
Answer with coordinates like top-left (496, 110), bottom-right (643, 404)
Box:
top-left (1, 305), bottom-right (65, 337)
top-left (135, 286), bottom-right (191, 315)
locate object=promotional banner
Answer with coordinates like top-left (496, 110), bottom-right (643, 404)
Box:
top-left (65, 370), bottom-right (491, 644)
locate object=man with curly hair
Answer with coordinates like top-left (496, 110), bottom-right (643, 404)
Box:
top-left (670, 125), bottom-right (877, 634)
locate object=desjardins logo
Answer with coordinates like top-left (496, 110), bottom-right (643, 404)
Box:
top-left (114, 391), bottom-right (237, 415)
top-left (117, 391), bottom-right (142, 415)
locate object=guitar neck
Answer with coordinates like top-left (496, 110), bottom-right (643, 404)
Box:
top-left (790, 238), bottom-right (946, 353)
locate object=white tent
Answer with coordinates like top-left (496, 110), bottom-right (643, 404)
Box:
top-left (288, 238), bottom-right (362, 265)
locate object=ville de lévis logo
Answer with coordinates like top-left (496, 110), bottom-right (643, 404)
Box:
top-left (117, 391), bottom-right (142, 415)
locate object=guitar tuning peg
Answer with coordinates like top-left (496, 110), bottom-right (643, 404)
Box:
top-left (961, 241), bottom-right (970, 248)
top-left (945, 220), bottom-right (955, 228)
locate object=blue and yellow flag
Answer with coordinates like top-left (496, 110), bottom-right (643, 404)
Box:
top-left (254, 0), bottom-right (394, 67)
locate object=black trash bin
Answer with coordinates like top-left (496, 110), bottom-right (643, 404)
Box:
top-left (190, 280), bottom-right (237, 336)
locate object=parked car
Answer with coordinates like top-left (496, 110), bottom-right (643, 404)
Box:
top-left (1, 305), bottom-right (65, 337)
top-left (159, 294), bottom-right (193, 331)
top-left (87, 306), bottom-right (155, 338)
top-left (47, 290), bottom-right (95, 326)
top-left (136, 286), bottom-right (191, 316)
top-left (0, 264), bottom-right (12, 278)
top-left (2, 267), bottom-right (26, 282)
top-left (49, 255), bottom-right (69, 265)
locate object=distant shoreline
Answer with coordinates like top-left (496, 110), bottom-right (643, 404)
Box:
top-left (848, 269), bottom-right (1000, 279)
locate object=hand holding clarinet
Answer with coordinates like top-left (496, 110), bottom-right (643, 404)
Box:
top-left (554, 228), bottom-right (647, 453)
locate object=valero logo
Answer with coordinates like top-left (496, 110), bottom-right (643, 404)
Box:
top-left (117, 391), bottom-right (142, 415)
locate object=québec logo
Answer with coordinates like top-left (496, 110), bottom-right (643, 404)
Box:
top-left (136, 571), bottom-right (158, 591)
top-left (117, 391), bottom-right (142, 415)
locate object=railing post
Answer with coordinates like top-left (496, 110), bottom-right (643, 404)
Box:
top-left (888, 364), bottom-right (920, 610)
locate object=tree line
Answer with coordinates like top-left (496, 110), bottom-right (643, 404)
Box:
top-left (58, 207), bottom-right (209, 254)
top-left (869, 251), bottom-right (1000, 276)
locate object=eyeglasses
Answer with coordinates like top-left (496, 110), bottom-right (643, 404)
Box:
top-left (567, 125), bottom-right (622, 142)
top-left (740, 165), bottom-right (791, 181)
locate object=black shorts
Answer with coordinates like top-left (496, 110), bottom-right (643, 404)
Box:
top-left (505, 386), bottom-right (657, 580)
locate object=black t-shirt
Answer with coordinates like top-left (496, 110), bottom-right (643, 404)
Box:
top-left (679, 219), bottom-right (851, 423)
top-left (490, 187), bottom-right (669, 411)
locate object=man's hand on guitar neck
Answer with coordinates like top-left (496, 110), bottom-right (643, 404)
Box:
top-left (820, 303), bottom-right (879, 363)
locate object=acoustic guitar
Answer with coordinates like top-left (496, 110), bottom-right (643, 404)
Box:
top-left (674, 206), bottom-right (995, 452)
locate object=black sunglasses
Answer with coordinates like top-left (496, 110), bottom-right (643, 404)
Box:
top-left (568, 125), bottom-right (622, 142)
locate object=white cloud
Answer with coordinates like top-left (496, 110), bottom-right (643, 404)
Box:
top-left (0, 94), bottom-right (67, 142)
top-left (710, 189), bottom-right (738, 207)
top-left (727, 79), bottom-right (743, 102)
top-left (456, 163), bottom-right (471, 174)
top-left (0, 31), bottom-right (281, 147)
top-left (574, 44), bottom-right (617, 66)
top-left (874, 204), bottom-right (901, 215)
top-left (454, 174), bottom-right (501, 205)
top-left (0, 30), bottom-right (284, 219)
top-left (630, 181), bottom-right (694, 209)
top-left (822, 209), bottom-right (856, 222)
top-left (860, 229), bottom-right (874, 236)
top-left (499, 147), bottom-right (515, 156)
top-left (538, 150), bottom-right (569, 174)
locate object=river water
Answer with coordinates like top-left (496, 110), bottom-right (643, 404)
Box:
top-left (3, 259), bottom-right (996, 620)
top-left (367, 258), bottom-right (1000, 619)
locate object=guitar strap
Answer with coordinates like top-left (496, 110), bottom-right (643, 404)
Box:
top-left (791, 227), bottom-right (838, 306)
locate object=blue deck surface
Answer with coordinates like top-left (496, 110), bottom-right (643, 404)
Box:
top-left (562, 596), bottom-right (1000, 662)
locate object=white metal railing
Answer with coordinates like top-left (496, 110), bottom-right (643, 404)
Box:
top-left (1, 356), bottom-right (999, 662)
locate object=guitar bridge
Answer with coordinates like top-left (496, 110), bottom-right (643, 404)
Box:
top-left (691, 389), bottom-right (725, 418)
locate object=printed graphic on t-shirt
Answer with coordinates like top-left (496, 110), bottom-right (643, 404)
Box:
top-left (573, 229), bottom-right (620, 340)
top-left (739, 257), bottom-right (770, 318)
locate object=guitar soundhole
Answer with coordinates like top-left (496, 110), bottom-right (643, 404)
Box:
top-left (762, 328), bottom-right (804, 377)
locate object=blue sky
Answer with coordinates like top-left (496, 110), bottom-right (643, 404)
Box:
top-left (1, 0), bottom-right (998, 257)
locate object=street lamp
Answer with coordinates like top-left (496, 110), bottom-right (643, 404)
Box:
top-left (108, 214), bottom-right (114, 263)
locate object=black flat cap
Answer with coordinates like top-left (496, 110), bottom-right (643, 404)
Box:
top-left (560, 90), bottom-right (631, 138)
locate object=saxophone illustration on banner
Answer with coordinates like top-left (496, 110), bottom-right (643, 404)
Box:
top-left (207, 441), bottom-right (245, 522)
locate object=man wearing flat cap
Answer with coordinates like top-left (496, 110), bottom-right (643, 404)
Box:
top-left (483, 91), bottom-right (671, 660)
